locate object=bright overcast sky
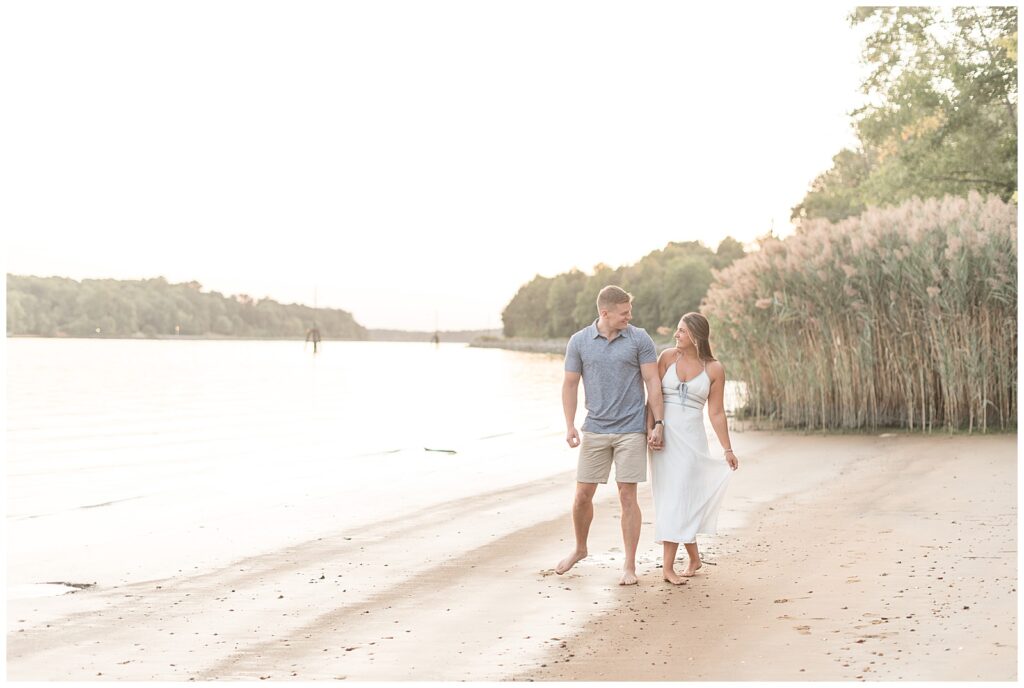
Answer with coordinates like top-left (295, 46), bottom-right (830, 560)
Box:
top-left (3, 1), bottom-right (868, 331)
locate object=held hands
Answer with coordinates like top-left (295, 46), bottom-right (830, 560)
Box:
top-left (566, 427), bottom-right (581, 448)
top-left (647, 424), bottom-right (664, 451)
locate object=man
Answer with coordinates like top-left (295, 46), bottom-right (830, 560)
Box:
top-left (555, 285), bottom-right (665, 585)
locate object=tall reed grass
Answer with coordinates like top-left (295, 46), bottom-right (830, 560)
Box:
top-left (703, 193), bottom-right (1016, 432)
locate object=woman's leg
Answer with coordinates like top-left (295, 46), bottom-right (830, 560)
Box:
top-left (682, 541), bottom-right (703, 576)
top-left (663, 541), bottom-right (684, 584)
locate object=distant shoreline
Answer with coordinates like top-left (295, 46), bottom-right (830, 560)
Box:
top-left (468, 335), bottom-right (678, 355)
top-left (7, 329), bottom-right (501, 344)
top-left (6, 333), bottom-right (359, 342)
top-left (468, 336), bottom-right (567, 354)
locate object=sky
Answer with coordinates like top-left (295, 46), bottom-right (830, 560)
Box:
top-left (3, 1), bottom-right (869, 331)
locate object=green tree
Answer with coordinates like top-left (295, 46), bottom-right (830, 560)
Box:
top-left (572, 263), bottom-right (620, 326)
top-left (791, 148), bottom-right (872, 222)
top-left (794, 7), bottom-right (1017, 222)
top-left (501, 275), bottom-right (553, 337)
top-left (713, 237), bottom-right (747, 269)
top-left (545, 270), bottom-right (587, 337)
top-left (661, 257), bottom-right (713, 321)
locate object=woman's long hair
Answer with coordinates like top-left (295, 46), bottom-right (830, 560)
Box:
top-left (682, 312), bottom-right (716, 362)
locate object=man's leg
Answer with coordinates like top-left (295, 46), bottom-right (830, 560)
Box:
top-left (555, 482), bottom-right (598, 574)
top-left (617, 481), bottom-right (641, 585)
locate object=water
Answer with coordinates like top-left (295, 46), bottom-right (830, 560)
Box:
top-left (8, 339), bottom-right (563, 474)
top-left (7, 338), bottom-right (743, 594)
top-left (7, 340), bottom-right (571, 586)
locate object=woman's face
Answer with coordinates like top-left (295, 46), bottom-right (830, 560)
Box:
top-left (674, 320), bottom-right (693, 351)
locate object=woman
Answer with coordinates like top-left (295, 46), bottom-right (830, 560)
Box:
top-left (647, 312), bottom-right (739, 585)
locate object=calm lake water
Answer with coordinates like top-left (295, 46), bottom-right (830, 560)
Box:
top-left (8, 338), bottom-right (565, 478)
top-left (7, 338), bottom-right (741, 594)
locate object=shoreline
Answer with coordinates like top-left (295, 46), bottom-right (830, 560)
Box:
top-left (5, 333), bottom-right (489, 343)
top-left (469, 336), bottom-right (568, 354)
top-left (5, 333), bottom-right (368, 342)
top-left (7, 431), bottom-right (1016, 680)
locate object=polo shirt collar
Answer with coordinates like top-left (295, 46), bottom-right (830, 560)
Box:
top-left (591, 319), bottom-right (632, 339)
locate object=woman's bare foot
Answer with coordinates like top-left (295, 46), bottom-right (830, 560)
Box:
top-left (681, 560), bottom-right (703, 577)
top-left (663, 567), bottom-right (686, 585)
top-left (555, 549), bottom-right (588, 575)
top-left (619, 568), bottom-right (638, 585)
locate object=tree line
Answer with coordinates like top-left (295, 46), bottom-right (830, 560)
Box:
top-left (6, 274), bottom-right (368, 340)
top-left (501, 238), bottom-right (746, 338)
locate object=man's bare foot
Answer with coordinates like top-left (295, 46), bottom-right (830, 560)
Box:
top-left (619, 569), bottom-right (638, 585)
top-left (681, 560), bottom-right (703, 577)
top-left (663, 567), bottom-right (686, 585)
top-left (555, 549), bottom-right (587, 575)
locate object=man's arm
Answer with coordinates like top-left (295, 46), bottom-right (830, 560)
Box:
top-left (641, 361), bottom-right (665, 450)
top-left (646, 349), bottom-right (670, 433)
top-left (562, 371), bottom-right (582, 448)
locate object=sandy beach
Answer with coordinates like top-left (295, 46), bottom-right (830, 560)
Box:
top-left (7, 430), bottom-right (1016, 681)
top-left (528, 432), bottom-right (1017, 681)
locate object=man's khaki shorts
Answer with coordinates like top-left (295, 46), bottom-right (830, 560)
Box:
top-left (577, 431), bottom-right (648, 484)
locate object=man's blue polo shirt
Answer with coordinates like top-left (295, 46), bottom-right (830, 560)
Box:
top-left (564, 320), bottom-right (658, 434)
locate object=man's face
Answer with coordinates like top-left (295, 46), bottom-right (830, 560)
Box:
top-left (605, 302), bottom-right (632, 329)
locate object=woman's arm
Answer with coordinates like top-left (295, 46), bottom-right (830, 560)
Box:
top-left (706, 360), bottom-right (738, 470)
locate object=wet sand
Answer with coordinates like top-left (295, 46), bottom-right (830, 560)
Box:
top-left (7, 432), bottom-right (1016, 681)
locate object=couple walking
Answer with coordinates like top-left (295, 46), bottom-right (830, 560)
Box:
top-left (556, 285), bottom-right (739, 585)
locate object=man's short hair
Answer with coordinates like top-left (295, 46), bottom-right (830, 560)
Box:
top-left (596, 285), bottom-right (633, 311)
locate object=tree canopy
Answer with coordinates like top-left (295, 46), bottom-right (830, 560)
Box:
top-left (793, 7), bottom-right (1017, 223)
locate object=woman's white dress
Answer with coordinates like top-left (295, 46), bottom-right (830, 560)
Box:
top-left (651, 362), bottom-right (732, 544)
